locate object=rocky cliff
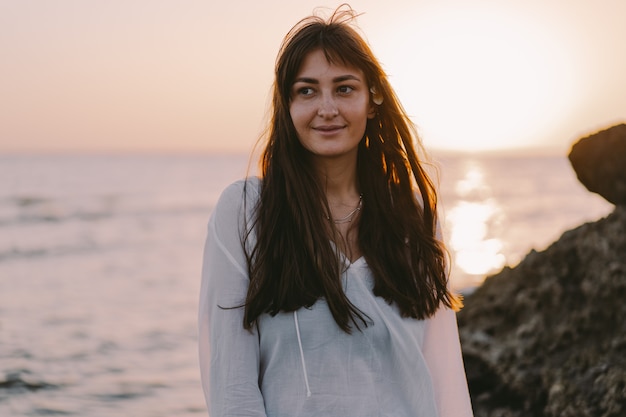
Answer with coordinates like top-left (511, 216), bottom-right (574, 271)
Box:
top-left (458, 124), bottom-right (626, 417)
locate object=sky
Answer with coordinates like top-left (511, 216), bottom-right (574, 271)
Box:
top-left (1, 0), bottom-right (625, 155)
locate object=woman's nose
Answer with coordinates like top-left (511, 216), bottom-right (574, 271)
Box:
top-left (317, 95), bottom-right (339, 118)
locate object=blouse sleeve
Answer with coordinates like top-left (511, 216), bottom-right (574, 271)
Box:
top-left (198, 181), bottom-right (267, 417)
top-left (422, 307), bottom-right (474, 417)
top-left (422, 219), bottom-right (474, 416)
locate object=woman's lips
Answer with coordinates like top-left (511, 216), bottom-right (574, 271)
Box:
top-left (313, 125), bottom-right (345, 135)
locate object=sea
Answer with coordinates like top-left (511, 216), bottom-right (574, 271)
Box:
top-left (0, 152), bottom-right (614, 416)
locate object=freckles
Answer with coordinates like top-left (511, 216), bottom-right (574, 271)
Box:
top-left (290, 102), bottom-right (315, 123)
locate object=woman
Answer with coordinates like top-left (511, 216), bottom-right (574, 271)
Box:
top-left (199, 6), bottom-right (473, 417)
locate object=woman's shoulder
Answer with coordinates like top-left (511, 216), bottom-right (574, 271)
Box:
top-left (216, 177), bottom-right (261, 206)
top-left (211, 177), bottom-right (261, 225)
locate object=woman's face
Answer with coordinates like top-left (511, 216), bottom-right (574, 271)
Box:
top-left (289, 49), bottom-right (375, 163)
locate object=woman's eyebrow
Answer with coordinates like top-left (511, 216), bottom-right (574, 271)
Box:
top-left (293, 74), bottom-right (362, 84)
top-left (333, 74), bottom-right (361, 83)
top-left (293, 77), bottom-right (318, 84)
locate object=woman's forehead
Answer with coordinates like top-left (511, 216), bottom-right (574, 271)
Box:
top-left (294, 49), bottom-right (365, 79)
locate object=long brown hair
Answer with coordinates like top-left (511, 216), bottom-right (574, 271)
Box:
top-left (243, 5), bottom-right (462, 333)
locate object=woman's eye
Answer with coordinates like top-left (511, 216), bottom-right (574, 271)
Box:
top-left (297, 87), bottom-right (315, 96)
top-left (338, 85), bottom-right (354, 94)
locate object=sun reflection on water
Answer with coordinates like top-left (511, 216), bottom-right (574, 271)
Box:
top-left (445, 160), bottom-right (505, 286)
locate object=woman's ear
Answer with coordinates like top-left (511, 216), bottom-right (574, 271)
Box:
top-left (370, 87), bottom-right (383, 105)
top-left (368, 87), bottom-right (382, 119)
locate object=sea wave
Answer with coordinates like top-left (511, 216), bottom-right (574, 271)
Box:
top-left (0, 369), bottom-right (60, 394)
top-left (0, 195), bottom-right (212, 227)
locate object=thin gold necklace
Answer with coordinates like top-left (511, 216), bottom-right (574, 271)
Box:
top-left (328, 195), bottom-right (363, 224)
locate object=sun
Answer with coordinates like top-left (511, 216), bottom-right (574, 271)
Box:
top-left (371, 4), bottom-right (581, 152)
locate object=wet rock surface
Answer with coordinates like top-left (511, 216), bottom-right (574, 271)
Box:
top-left (458, 206), bottom-right (626, 416)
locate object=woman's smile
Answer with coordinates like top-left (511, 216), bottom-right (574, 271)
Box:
top-left (312, 124), bottom-right (346, 135)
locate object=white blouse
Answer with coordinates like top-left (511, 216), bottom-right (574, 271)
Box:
top-left (199, 178), bottom-right (473, 417)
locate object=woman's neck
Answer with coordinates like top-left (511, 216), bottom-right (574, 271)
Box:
top-left (312, 154), bottom-right (360, 204)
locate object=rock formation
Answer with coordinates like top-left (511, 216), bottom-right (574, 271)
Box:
top-left (458, 124), bottom-right (626, 417)
top-left (568, 123), bottom-right (626, 206)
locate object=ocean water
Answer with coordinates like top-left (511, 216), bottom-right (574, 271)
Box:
top-left (0, 152), bottom-right (614, 416)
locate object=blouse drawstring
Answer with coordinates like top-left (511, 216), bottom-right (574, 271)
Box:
top-left (293, 311), bottom-right (312, 397)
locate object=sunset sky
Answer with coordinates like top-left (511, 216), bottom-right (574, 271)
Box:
top-left (1, 0), bottom-right (625, 154)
